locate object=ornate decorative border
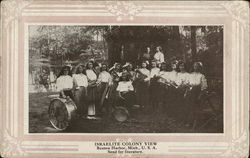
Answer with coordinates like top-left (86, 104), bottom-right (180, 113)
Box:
top-left (0, 1), bottom-right (249, 157)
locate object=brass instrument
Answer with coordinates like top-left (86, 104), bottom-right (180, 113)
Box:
top-left (135, 69), bottom-right (148, 81)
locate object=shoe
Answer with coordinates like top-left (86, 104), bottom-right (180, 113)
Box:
top-left (86, 116), bottom-right (95, 120)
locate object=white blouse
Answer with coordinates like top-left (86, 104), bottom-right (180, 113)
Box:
top-left (154, 52), bottom-right (164, 63)
top-left (73, 73), bottom-right (88, 87)
top-left (97, 71), bottom-right (112, 83)
top-left (189, 72), bottom-right (208, 90)
top-left (86, 69), bottom-right (97, 81)
top-left (158, 71), bottom-right (168, 83)
top-left (150, 68), bottom-right (160, 78)
top-left (116, 81), bottom-right (134, 92)
top-left (56, 75), bottom-right (73, 91)
top-left (164, 71), bottom-right (178, 83)
top-left (176, 72), bottom-right (190, 86)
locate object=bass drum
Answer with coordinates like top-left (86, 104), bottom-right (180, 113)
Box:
top-left (48, 98), bottom-right (77, 130)
top-left (113, 106), bottom-right (129, 122)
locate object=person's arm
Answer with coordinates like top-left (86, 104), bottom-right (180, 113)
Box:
top-left (116, 82), bottom-right (125, 99)
top-left (144, 71), bottom-right (150, 82)
top-left (161, 53), bottom-right (165, 63)
top-left (96, 73), bottom-right (102, 85)
top-left (201, 74), bottom-right (208, 91)
top-left (108, 73), bottom-right (113, 85)
top-left (72, 75), bottom-right (79, 89)
top-left (128, 82), bottom-right (134, 91)
top-left (56, 78), bottom-right (67, 98)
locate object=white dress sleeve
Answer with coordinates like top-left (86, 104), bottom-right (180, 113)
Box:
top-left (116, 82), bottom-right (122, 91)
top-left (56, 77), bottom-right (63, 91)
top-left (128, 82), bottom-right (134, 91)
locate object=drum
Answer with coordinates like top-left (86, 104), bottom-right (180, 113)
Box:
top-left (113, 106), bottom-right (129, 122)
top-left (48, 98), bottom-right (77, 130)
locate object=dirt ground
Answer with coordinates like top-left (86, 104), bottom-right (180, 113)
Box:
top-left (29, 92), bottom-right (223, 133)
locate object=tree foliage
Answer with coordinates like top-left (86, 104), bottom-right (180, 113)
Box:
top-left (29, 25), bottom-right (223, 78)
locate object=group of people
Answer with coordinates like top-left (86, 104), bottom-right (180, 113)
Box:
top-left (55, 46), bottom-right (208, 126)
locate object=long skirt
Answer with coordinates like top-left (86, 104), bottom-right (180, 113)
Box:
top-left (107, 82), bottom-right (119, 108)
top-left (135, 81), bottom-right (149, 108)
top-left (149, 79), bottom-right (161, 108)
top-left (86, 85), bottom-right (97, 116)
top-left (74, 86), bottom-right (87, 116)
top-left (185, 86), bottom-right (202, 124)
top-left (97, 82), bottom-right (111, 114)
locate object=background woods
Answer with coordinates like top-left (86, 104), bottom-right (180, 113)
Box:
top-left (29, 25), bottom-right (223, 78)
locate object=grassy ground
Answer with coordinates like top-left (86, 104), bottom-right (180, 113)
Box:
top-left (29, 92), bottom-right (223, 133)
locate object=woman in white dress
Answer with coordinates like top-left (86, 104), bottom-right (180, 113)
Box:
top-left (163, 60), bottom-right (179, 106)
top-left (149, 60), bottom-right (160, 111)
top-left (56, 66), bottom-right (74, 100)
top-left (85, 61), bottom-right (98, 119)
top-left (73, 65), bottom-right (88, 116)
top-left (176, 61), bottom-right (190, 99)
top-left (185, 62), bottom-right (208, 127)
top-left (157, 62), bottom-right (169, 110)
top-left (116, 72), bottom-right (136, 110)
top-left (97, 63), bottom-right (113, 113)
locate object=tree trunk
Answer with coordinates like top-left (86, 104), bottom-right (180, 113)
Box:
top-left (191, 26), bottom-right (197, 60)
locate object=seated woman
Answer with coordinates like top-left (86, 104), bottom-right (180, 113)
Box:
top-left (108, 63), bottom-right (122, 108)
top-left (185, 62), bottom-right (208, 127)
top-left (56, 66), bottom-right (74, 100)
top-left (116, 72), bottom-right (136, 110)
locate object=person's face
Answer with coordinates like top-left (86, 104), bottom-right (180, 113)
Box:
top-left (161, 64), bottom-right (167, 71)
top-left (171, 63), bottom-right (177, 70)
top-left (88, 63), bottom-right (93, 69)
top-left (179, 64), bottom-right (185, 72)
top-left (193, 63), bottom-right (199, 71)
top-left (128, 65), bottom-right (132, 71)
top-left (78, 66), bottom-right (83, 73)
top-left (102, 65), bottom-right (107, 71)
top-left (147, 47), bottom-right (150, 53)
top-left (142, 63), bottom-right (147, 68)
top-left (151, 62), bottom-right (157, 68)
top-left (122, 75), bottom-right (127, 80)
top-left (156, 47), bottom-right (160, 52)
top-left (122, 69), bottom-right (128, 73)
top-left (116, 64), bottom-right (121, 70)
top-left (63, 69), bottom-right (69, 75)
top-left (95, 66), bottom-right (100, 72)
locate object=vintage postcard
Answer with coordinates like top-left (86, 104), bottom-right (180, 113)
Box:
top-left (0, 0), bottom-right (249, 158)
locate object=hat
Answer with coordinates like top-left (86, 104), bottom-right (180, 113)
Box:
top-left (195, 61), bottom-right (203, 67)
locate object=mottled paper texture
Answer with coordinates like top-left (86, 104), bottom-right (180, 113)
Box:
top-left (0, 0), bottom-right (249, 158)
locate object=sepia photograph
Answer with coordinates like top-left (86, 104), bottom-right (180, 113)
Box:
top-left (28, 25), bottom-right (223, 133)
